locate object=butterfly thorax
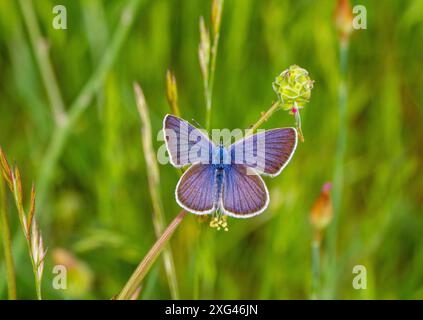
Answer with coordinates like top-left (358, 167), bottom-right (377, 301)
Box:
top-left (212, 144), bottom-right (230, 169)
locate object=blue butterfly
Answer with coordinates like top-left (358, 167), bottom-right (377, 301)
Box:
top-left (163, 114), bottom-right (297, 218)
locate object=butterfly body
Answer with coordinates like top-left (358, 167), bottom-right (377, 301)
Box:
top-left (164, 114), bottom-right (298, 218)
top-left (214, 167), bottom-right (225, 206)
top-left (212, 144), bottom-right (230, 167)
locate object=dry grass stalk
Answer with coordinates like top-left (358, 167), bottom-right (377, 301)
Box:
top-left (117, 210), bottom-right (187, 300)
top-left (0, 147), bottom-right (46, 299)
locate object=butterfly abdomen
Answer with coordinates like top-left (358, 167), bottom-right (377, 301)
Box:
top-left (214, 166), bottom-right (224, 207)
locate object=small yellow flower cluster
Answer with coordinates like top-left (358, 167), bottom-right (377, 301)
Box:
top-left (209, 215), bottom-right (229, 231)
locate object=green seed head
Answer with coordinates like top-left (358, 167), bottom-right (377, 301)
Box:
top-left (272, 65), bottom-right (314, 111)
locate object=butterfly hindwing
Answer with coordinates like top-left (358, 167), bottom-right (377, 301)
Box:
top-left (229, 128), bottom-right (297, 176)
top-left (164, 114), bottom-right (214, 167)
top-left (220, 164), bottom-right (269, 218)
top-left (176, 163), bottom-right (217, 214)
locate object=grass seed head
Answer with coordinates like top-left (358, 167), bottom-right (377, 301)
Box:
top-left (211, 0), bottom-right (224, 36)
top-left (0, 147), bottom-right (13, 190)
top-left (199, 16), bottom-right (210, 81)
top-left (166, 70), bottom-right (180, 117)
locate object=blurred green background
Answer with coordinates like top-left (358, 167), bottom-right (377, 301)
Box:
top-left (0, 0), bottom-right (422, 299)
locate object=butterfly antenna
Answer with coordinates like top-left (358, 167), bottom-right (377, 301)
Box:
top-left (191, 118), bottom-right (204, 129)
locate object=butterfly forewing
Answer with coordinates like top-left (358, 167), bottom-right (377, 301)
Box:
top-left (221, 164), bottom-right (269, 218)
top-left (164, 114), bottom-right (214, 167)
top-left (176, 163), bottom-right (217, 214)
top-left (230, 128), bottom-right (297, 176)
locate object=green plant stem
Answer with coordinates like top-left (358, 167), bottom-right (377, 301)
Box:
top-left (326, 40), bottom-right (349, 298)
top-left (0, 180), bottom-right (17, 300)
top-left (23, 239), bottom-right (42, 300)
top-left (11, 180), bottom-right (43, 300)
top-left (246, 101), bottom-right (280, 136)
top-left (134, 83), bottom-right (180, 299)
top-left (33, 258), bottom-right (42, 300)
top-left (311, 238), bottom-right (320, 300)
top-left (18, 0), bottom-right (67, 126)
top-left (205, 31), bottom-right (221, 130)
top-left (117, 210), bottom-right (187, 300)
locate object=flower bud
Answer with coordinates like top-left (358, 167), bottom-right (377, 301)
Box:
top-left (53, 248), bottom-right (94, 298)
top-left (334, 0), bottom-right (353, 43)
top-left (310, 182), bottom-right (333, 230)
top-left (272, 65), bottom-right (314, 112)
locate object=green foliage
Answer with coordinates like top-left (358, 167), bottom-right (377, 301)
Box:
top-left (0, 0), bottom-right (422, 299)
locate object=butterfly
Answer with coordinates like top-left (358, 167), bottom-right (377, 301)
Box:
top-left (163, 114), bottom-right (298, 218)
